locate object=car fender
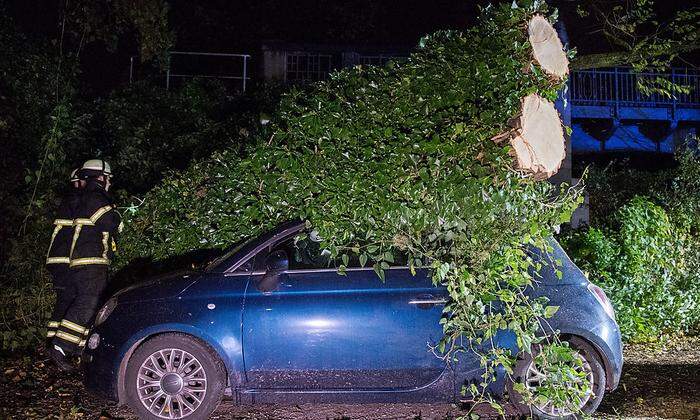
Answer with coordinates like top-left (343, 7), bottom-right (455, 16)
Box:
top-left (115, 322), bottom-right (244, 403)
top-left (553, 322), bottom-right (623, 391)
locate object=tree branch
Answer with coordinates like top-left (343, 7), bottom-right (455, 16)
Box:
top-left (571, 41), bottom-right (700, 70)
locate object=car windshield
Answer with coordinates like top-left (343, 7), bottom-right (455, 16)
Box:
top-left (204, 237), bottom-right (254, 272)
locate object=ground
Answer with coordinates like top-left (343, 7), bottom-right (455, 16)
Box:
top-left (1, 337), bottom-right (698, 419)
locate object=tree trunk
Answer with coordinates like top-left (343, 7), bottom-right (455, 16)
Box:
top-left (528, 15), bottom-right (569, 79)
top-left (496, 94), bottom-right (566, 180)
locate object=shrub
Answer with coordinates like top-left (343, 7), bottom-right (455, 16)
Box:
top-left (562, 147), bottom-right (700, 342)
top-left (0, 74), bottom-right (284, 350)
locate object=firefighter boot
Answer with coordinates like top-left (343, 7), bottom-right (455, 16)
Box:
top-left (48, 344), bottom-right (76, 372)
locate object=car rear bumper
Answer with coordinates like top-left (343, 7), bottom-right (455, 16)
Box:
top-left (589, 317), bottom-right (623, 390)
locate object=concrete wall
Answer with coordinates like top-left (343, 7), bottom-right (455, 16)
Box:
top-left (262, 48), bottom-right (286, 82)
top-left (550, 21), bottom-right (573, 186)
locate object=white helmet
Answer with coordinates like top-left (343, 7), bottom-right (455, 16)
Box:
top-left (81, 159), bottom-right (112, 177)
top-left (69, 168), bottom-right (80, 182)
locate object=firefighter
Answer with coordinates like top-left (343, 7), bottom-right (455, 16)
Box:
top-left (50, 160), bottom-right (121, 367)
top-left (46, 168), bottom-right (84, 371)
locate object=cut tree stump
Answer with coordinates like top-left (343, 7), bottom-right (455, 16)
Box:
top-left (528, 15), bottom-right (569, 79)
top-left (505, 93), bottom-right (566, 180)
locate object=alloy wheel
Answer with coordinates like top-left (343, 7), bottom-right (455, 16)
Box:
top-left (136, 348), bottom-right (207, 419)
top-left (524, 350), bottom-right (595, 417)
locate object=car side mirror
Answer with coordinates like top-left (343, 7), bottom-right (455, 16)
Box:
top-left (257, 250), bottom-right (288, 294)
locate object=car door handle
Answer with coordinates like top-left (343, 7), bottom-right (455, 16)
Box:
top-left (409, 295), bottom-right (447, 307)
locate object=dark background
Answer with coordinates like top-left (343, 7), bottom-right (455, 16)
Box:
top-left (5, 0), bottom-right (696, 95)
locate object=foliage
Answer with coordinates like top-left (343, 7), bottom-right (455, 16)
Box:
top-left (63, 0), bottom-right (174, 65)
top-left (561, 146), bottom-right (700, 342)
top-left (75, 79), bottom-right (278, 194)
top-left (119, 1), bottom-right (585, 410)
top-left (571, 0), bottom-right (700, 71)
top-left (0, 5), bottom-right (282, 349)
top-left (0, 79), bottom-right (280, 350)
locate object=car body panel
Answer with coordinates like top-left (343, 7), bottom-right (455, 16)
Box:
top-left (243, 267), bottom-right (448, 391)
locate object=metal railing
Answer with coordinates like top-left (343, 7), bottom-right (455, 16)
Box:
top-left (165, 51), bottom-right (251, 92)
top-left (570, 68), bottom-right (700, 109)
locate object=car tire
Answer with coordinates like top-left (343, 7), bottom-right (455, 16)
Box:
top-left (506, 337), bottom-right (606, 419)
top-left (125, 333), bottom-right (226, 420)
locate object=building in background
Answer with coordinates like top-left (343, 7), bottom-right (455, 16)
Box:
top-left (260, 41), bottom-right (409, 83)
top-left (570, 68), bottom-right (700, 158)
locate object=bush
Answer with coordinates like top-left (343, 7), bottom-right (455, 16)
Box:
top-left (562, 147), bottom-right (700, 342)
top-left (66, 79), bottom-right (283, 194)
top-left (0, 75), bottom-right (285, 350)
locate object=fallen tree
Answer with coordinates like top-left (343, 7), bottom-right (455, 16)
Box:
top-left (119, 1), bottom-right (583, 410)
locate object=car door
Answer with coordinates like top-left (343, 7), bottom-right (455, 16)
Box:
top-left (242, 239), bottom-right (448, 391)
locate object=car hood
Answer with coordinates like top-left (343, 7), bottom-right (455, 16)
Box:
top-left (113, 270), bottom-right (200, 303)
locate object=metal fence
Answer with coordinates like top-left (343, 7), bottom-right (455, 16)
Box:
top-left (570, 68), bottom-right (700, 108)
top-left (165, 51), bottom-right (251, 92)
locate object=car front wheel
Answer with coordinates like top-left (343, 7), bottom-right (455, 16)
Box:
top-left (125, 333), bottom-right (226, 420)
top-left (507, 337), bottom-right (606, 419)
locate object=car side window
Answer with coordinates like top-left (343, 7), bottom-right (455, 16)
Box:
top-left (254, 235), bottom-right (412, 271)
top-left (232, 259), bottom-right (254, 273)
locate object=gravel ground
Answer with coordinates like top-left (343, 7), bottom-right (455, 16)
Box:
top-left (1, 337), bottom-right (698, 419)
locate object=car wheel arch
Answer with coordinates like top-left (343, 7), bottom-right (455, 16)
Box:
top-left (116, 329), bottom-right (241, 404)
top-left (558, 333), bottom-right (615, 392)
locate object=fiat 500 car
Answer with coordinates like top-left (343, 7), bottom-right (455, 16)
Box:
top-left (82, 221), bottom-right (622, 419)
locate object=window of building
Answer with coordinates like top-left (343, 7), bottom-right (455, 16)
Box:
top-left (286, 53), bottom-right (333, 82)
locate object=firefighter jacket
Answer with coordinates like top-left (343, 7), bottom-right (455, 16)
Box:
top-left (69, 181), bottom-right (121, 268)
top-left (46, 189), bottom-right (82, 265)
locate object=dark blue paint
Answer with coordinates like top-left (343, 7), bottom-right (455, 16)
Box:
top-left (82, 222), bottom-right (623, 405)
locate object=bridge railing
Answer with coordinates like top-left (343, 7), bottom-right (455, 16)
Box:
top-left (570, 68), bottom-right (700, 108)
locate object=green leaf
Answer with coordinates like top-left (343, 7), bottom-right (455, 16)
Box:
top-left (359, 253), bottom-right (368, 267)
top-left (544, 305), bottom-right (560, 318)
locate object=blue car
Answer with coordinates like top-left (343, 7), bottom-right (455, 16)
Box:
top-left (82, 221), bottom-right (622, 419)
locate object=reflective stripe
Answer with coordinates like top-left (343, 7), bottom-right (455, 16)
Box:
top-left (55, 331), bottom-right (82, 344)
top-left (47, 321), bottom-right (60, 328)
top-left (46, 225), bottom-right (63, 261)
top-left (70, 257), bottom-right (110, 267)
top-left (53, 219), bottom-right (73, 226)
top-left (69, 224), bottom-right (82, 260)
top-left (69, 205), bottom-right (115, 264)
top-left (73, 205), bottom-right (114, 227)
top-left (90, 205), bottom-right (114, 223)
top-left (60, 319), bottom-right (88, 334)
top-left (47, 331), bottom-right (56, 338)
top-left (102, 232), bottom-right (109, 260)
top-left (46, 257), bottom-right (70, 264)
top-left (78, 340), bottom-right (86, 348)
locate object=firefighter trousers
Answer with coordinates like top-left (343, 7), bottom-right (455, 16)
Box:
top-left (46, 265), bottom-right (74, 342)
top-left (50, 266), bottom-right (108, 355)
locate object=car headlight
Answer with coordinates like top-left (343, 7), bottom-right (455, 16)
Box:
top-left (87, 333), bottom-right (100, 350)
top-left (95, 297), bottom-right (117, 326)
